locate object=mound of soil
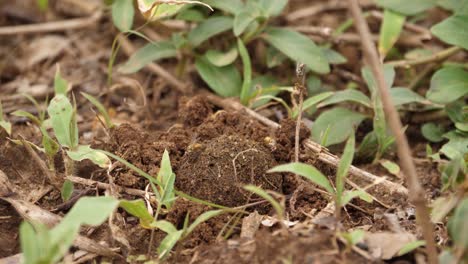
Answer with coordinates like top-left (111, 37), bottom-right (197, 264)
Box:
top-left (176, 134), bottom-right (282, 208)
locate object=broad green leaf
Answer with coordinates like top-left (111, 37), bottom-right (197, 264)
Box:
top-left (201, 0), bottom-right (244, 14)
top-left (427, 67), bottom-right (468, 104)
top-left (268, 163), bottom-right (334, 194)
top-left (176, 8), bottom-right (205, 22)
top-left (440, 131), bottom-right (468, 159)
top-left (47, 94), bottom-right (75, 148)
top-left (244, 185), bottom-right (283, 217)
top-left (390, 87), bottom-right (427, 106)
top-left (112, 0), bottom-right (134, 32)
top-left (342, 189), bottom-right (373, 205)
top-left (238, 38), bottom-right (252, 105)
top-left (321, 47), bottom-right (347, 64)
top-left (158, 230), bottom-right (183, 259)
top-left (375, 0), bottom-right (437, 15)
top-left (380, 160), bottom-right (401, 176)
top-left (119, 41), bottom-right (177, 74)
top-left (188, 16), bottom-right (234, 47)
top-left (455, 122), bottom-right (468, 132)
top-left (263, 28), bottom-right (330, 74)
top-left (336, 133), bottom-right (355, 203)
top-left (318, 89), bottom-right (371, 108)
top-left (186, 209), bottom-right (224, 234)
top-left (266, 45), bottom-right (287, 68)
top-left (258, 0), bottom-right (287, 16)
top-left (151, 220), bottom-right (178, 234)
top-left (448, 198), bottom-right (468, 249)
top-left (81, 92), bottom-right (114, 129)
top-left (311, 107), bottom-right (367, 147)
top-left (66, 145), bottom-right (111, 168)
top-left (302, 92), bottom-right (334, 111)
top-left (431, 15), bottom-right (468, 49)
top-left (195, 56), bottom-right (242, 97)
top-left (233, 9), bottom-right (259, 36)
top-left (61, 180), bottom-right (74, 202)
top-left (421, 123), bottom-right (445, 143)
top-left (379, 9), bottom-right (405, 58)
top-left (398, 240), bottom-right (426, 256)
top-left (54, 68), bottom-right (68, 95)
top-left (205, 46), bottom-right (238, 67)
top-left (120, 199), bottom-right (155, 228)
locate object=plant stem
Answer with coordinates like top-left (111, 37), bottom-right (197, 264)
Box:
top-left (294, 63), bottom-right (306, 164)
top-left (346, 1), bottom-right (438, 263)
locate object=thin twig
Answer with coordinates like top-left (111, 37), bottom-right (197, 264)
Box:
top-left (346, 1), bottom-right (438, 263)
top-left (0, 11), bottom-right (102, 35)
top-left (387, 46), bottom-right (463, 68)
top-left (117, 35), bottom-right (188, 93)
top-left (294, 63), bottom-right (306, 164)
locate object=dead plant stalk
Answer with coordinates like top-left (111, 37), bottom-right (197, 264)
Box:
top-left (346, 0), bottom-right (438, 263)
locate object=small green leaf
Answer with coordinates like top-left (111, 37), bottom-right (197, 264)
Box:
top-left (244, 185), bottom-right (283, 217)
top-left (151, 220), bottom-right (178, 234)
top-left (47, 94), bottom-right (75, 148)
top-left (448, 198), bottom-right (468, 249)
top-left (421, 123), bottom-right (445, 143)
top-left (66, 145), bottom-right (111, 168)
top-left (158, 149), bottom-right (176, 209)
top-left (186, 209), bottom-right (224, 235)
top-left (81, 92), bottom-right (114, 129)
top-left (336, 133), bottom-right (355, 204)
top-left (342, 189), bottom-right (373, 205)
top-left (258, 0), bottom-right (287, 16)
top-left (263, 28), bottom-right (330, 74)
top-left (141, 3), bottom-right (184, 21)
top-left (268, 163), bottom-right (334, 194)
top-left (341, 230), bottom-right (365, 246)
top-left (233, 9), bottom-right (259, 36)
top-left (12, 110), bottom-right (41, 125)
top-left (112, 0), bottom-right (135, 32)
top-left (158, 230), bottom-right (183, 259)
top-left (37, 0), bottom-right (48, 11)
top-left (61, 180), bottom-right (74, 202)
top-left (318, 89), bottom-right (371, 108)
top-left (427, 67), bottom-right (468, 104)
top-left (205, 46), bottom-right (238, 67)
top-left (301, 92), bottom-right (335, 112)
top-left (380, 160), bottom-right (401, 176)
top-left (238, 38), bottom-right (252, 105)
top-left (119, 41), bottom-right (177, 74)
top-left (390, 87), bottom-right (427, 106)
top-left (195, 56), bottom-right (242, 97)
top-left (431, 15), bottom-right (468, 49)
top-left (250, 75), bottom-right (281, 108)
top-left (311, 107), bottom-right (367, 147)
top-left (176, 8), bottom-right (206, 22)
top-left (375, 0), bottom-right (437, 15)
top-left (188, 16), bottom-right (234, 47)
top-left (0, 120), bottom-right (11, 136)
top-left (398, 240), bottom-right (426, 256)
top-left (379, 9), bottom-right (405, 58)
top-left (120, 199), bottom-right (155, 228)
top-left (201, 0), bottom-right (244, 14)
top-left (20, 222), bottom-right (40, 263)
top-left (266, 46), bottom-right (287, 68)
top-left (321, 47), bottom-right (348, 64)
top-left (54, 68), bottom-right (68, 95)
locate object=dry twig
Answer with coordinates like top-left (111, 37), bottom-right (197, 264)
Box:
top-left (346, 0), bottom-right (438, 263)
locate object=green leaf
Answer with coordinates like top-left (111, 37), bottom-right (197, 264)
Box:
top-left (421, 123), bottom-right (445, 143)
top-left (379, 9), bottom-right (405, 58)
top-left (66, 145), bottom-right (111, 168)
top-left (336, 133), bottom-right (355, 205)
top-left (431, 15), bottom-right (468, 49)
top-left (81, 92), bottom-right (114, 129)
top-left (268, 163), bottom-right (334, 194)
top-left (119, 41), bottom-right (177, 74)
top-left (390, 87), bottom-right (427, 106)
top-left (61, 180), bottom-right (74, 202)
top-left (157, 149), bottom-right (176, 209)
top-left (201, 0), bottom-right (244, 14)
top-left (341, 230), bottom-right (365, 246)
top-left (40, 126), bottom-right (59, 158)
top-left (37, 0), bottom-right (48, 11)
top-left (398, 240), bottom-right (426, 256)
top-left (20, 222), bottom-right (40, 263)
top-left (318, 89), bottom-right (371, 108)
top-left (112, 0), bottom-right (134, 32)
top-left (195, 56), bottom-right (242, 97)
top-left (243, 185), bottom-right (283, 217)
top-left (238, 38), bottom-right (252, 105)
top-left (141, 3), bottom-right (184, 21)
top-left (188, 16), bottom-right (234, 47)
top-left (47, 94), bottom-right (75, 148)
top-left (342, 189), bottom-right (373, 205)
top-left (311, 107), bottom-right (366, 147)
top-left (375, 0), bottom-right (437, 15)
top-left (440, 131), bottom-right (468, 159)
top-left (158, 230), bottom-right (183, 259)
top-left (120, 199), bottom-right (155, 228)
top-left (0, 120), bottom-right (11, 136)
top-left (263, 27), bottom-right (330, 74)
top-left (427, 67), bottom-right (468, 104)
top-left (233, 9), bottom-right (259, 36)
top-left (321, 47), bottom-right (347, 65)
top-left (250, 75), bottom-right (281, 108)
top-left (176, 8), bottom-right (205, 22)
top-left (205, 46), bottom-right (238, 67)
top-left (380, 160), bottom-right (401, 176)
top-left (448, 198), bottom-right (468, 250)
top-left (54, 68), bottom-right (68, 95)
top-left (12, 110), bottom-right (41, 125)
top-left (258, 0), bottom-right (287, 16)
top-left (266, 46), bottom-right (287, 68)
top-left (151, 220), bottom-right (178, 234)
top-left (301, 92), bottom-right (334, 112)
top-left (186, 209), bottom-right (224, 235)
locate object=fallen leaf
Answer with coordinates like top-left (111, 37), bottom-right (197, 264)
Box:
top-left (364, 232), bottom-right (416, 259)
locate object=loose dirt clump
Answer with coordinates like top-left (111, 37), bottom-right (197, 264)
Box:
top-left (176, 134), bottom-right (282, 208)
top-left (178, 95), bottom-right (213, 127)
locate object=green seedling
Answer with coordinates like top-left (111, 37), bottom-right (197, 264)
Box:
top-left (81, 92), bottom-right (115, 129)
top-left (269, 133), bottom-right (373, 220)
top-left (243, 184), bottom-right (284, 219)
top-left (20, 196), bottom-right (119, 264)
top-left (0, 100), bottom-right (12, 136)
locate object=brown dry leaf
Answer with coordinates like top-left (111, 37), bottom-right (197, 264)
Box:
top-left (25, 35), bottom-right (69, 68)
top-left (364, 232), bottom-right (416, 260)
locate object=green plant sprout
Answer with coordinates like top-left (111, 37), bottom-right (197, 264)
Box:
top-left (268, 133), bottom-right (373, 220)
top-left (0, 100), bottom-right (12, 136)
